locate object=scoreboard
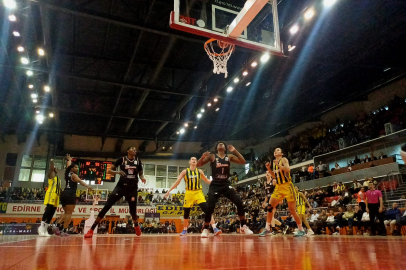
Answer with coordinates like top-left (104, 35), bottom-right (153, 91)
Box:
top-left (71, 159), bottom-right (115, 183)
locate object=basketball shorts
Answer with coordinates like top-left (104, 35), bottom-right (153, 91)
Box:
top-left (271, 182), bottom-right (296, 202)
top-left (44, 191), bottom-right (60, 207)
top-left (60, 189), bottom-right (77, 207)
top-left (183, 190), bottom-right (206, 208)
top-left (296, 204), bottom-right (306, 215)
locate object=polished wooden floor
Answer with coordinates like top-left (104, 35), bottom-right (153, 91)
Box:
top-left (0, 234), bottom-right (405, 270)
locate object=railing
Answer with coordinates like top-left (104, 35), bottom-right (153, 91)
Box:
top-left (376, 171), bottom-right (402, 202)
top-left (385, 199), bottom-right (406, 208)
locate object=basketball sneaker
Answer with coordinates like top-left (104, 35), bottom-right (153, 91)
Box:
top-left (179, 230), bottom-right (188, 236)
top-left (241, 225), bottom-right (253, 235)
top-left (214, 228), bottom-right (222, 236)
top-left (134, 225), bottom-right (142, 236)
top-left (84, 229), bottom-right (94, 238)
top-left (307, 229), bottom-right (315, 236)
top-left (201, 229), bottom-right (209, 238)
top-left (38, 225), bottom-right (50, 237)
top-left (293, 230), bottom-right (306, 237)
top-left (259, 229), bottom-right (271, 237)
top-left (60, 231), bottom-right (69, 237)
top-left (53, 225), bottom-right (61, 236)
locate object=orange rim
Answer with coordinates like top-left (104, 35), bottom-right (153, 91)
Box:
top-left (204, 38), bottom-right (235, 57)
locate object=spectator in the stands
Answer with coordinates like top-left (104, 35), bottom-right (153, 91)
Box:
top-left (36, 218), bottom-right (41, 223)
top-left (350, 179), bottom-right (362, 194)
top-left (357, 187), bottom-right (367, 212)
top-left (309, 210), bottom-right (319, 230)
top-left (370, 153), bottom-right (377, 161)
top-left (326, 183), bottom-right (334, 197)
top-left (325, 210), bottom-right (336, 235)
top-left (308, 164), bottom-right (314, 179)
top-left (334, 163), bottom-right (341, 170)
top-left (364, 155), bottom-right (371, 163)
top-left (353, 205), bottom-right (363, 235)
top-left (343, 205), bottom-right (355, 235)
top-left (384, 203), bottom-right (402, 236)
top-left (335, 207), bottom-right (345, 231)
top-left (342, 188), bottom-right (352, 205)
top-left (333, 182), bottom-right (338, 195)
top-left (354, 156), bottom-right (361, 164)
top-left (309, 198), bottom-right (318, 208)
top-left (362, 178), bottom-right (370, 191)
top-left (155, 189), bottom-right (159, 193)
top-left (378, 152), bottom-right (388, 159)
top-left (337, 182), bottom-right (345, 194)
top-left (315, 210), bottom-right (328, 234)
top-left (10, 219), bottom-right (17, 224)
top-left (318, 161), bottom-right (327, 178)
top-left (359, 209), bottom-right (370, 236)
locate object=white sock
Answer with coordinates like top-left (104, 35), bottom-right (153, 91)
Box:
top-left (41, 221), bottom-right (45, 227)
top-left (212, 223), bottom-right (216, 229)
top-left (266, 222), bottom-right (270, 231)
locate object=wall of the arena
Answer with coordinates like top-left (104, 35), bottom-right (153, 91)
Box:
top-left (365, 77), bottom-right (406, 112)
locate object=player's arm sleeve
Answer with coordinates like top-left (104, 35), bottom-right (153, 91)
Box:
top-left (113, 158), bottom-right (122, 168)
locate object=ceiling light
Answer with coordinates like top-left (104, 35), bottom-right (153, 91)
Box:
top-left (194, 126), bottom-right (197, 129)
top-left (234, 78), bottom-right (239, 83)
top-left (38, 48), bottom-right (45, 56)
top-left (17, 46), bottom-right (24, 52)
top-left (3, 0), bottom-right (17, 9)
top-left (8, 15), bottom-right (16, 21)
top-left (242, 71), bottom-right (248, 76)
top-left (251, 62), bottom-right (257, 67)
top-left (197, 113), bottom-right (202, 118)
top-left (170, 147), bottom-right (172, 149)
top-left (290, 25), bottom-right (299, 34)
top-left (227, 87), bottom-right (233, 92)
top-left (207, 103), bottom-right (212, 107)
top-left (44, 86), bottom-right (50, 92)
top-left (288, 45), bottom-right (296, 51)
top-left (26, 70), bottom-right (33, 76)
top-left (28, 84), bottom-right (33, 89)
top-left (304, 9), bottom-right (315, 20)
top-left (12, 31), bottom-right (20, 37)
top-left (36, 115), bottom-right (44, 122)
top-left (36, 110), bottom-right (40, 114)
top-left (180, 128), bottom-right (185, 134)
top-left (323, 0), bottom-right (337, 7)
top-left (21, 57), bottom-right (29, 65)
top-left (31, 93), bottom-right (38, 99)
top-left (176, 131), bottom-right (180, 134)
top-left (32, 99), bottom-right (37, 103)
top-left (49, 113), bottom-right (54, 118)
top-left (260, 54), bottom-right (270, 62)
top-left (215, 108), bottom-right (220, 112)
top-left (214, 98), bottom-right (218, 102)
top-left (246, 82), bottom-right (251, 86)
top-left (184, 123), bottom-right (188, 127)
top-left (162, 147), bottom-right (165, 150)
top-left (200, 109), bottom-right (205, 113)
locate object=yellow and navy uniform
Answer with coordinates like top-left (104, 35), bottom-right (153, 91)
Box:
top-left (183, 168), bottom-right (206, 208)
top-left (296, 192), bottom-right (306, 215)
top-left (271, 159), bottom-right (296, 202)
top-left (44, 176), bottom-right (61, 207)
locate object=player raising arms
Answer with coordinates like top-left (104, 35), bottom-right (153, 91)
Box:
top-left (197, 142), bottom-right (253, 238)
top-left (38, 154), bottom-right (72, 237)
top-left (164, 157), bottom-right (218, 236)
top-left (264, 148), bottom-right (306, 237)
top-left (85, 146), bottom-right (146, 238)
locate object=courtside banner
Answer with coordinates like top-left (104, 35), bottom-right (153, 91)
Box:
top-left (0, 202), bottom-right (7, 214)
top-left (5, 203), bottom-right (156, 218)
top-left (156, 205), bottom-right (202, 216)
top-left (0, 223), bottom-right (41, 235)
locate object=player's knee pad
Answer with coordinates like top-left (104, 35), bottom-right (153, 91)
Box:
top-left (267, 205), bottom-right (274, 213)
top-left (183, 208), bottom-right (191, 219)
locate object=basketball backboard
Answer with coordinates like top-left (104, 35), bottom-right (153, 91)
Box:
top-left (170, 0), bottom-right (282, 54)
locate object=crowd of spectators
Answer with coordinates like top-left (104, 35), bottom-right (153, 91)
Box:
top-left (244, 95), bottom-right (406, 179)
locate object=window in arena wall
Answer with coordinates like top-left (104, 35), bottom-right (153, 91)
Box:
top-left (18, 168), bottom-right (31, 181)
top-left (156, 177), bottom-right (166, 188)
top-left (167, 178), bottom-right (177, 188)
top-left (31, 169), bottom-right (46, 182)
top-left (156, 165), bottom-right (167, 177)
top-left (144, 164), bottom-right (156, 176)
top-left (19, 155), bottom-right (64, 182)
top-left (168, 166), bottom-right (178, 178)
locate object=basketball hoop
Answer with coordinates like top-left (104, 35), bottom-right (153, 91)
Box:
top-left (204, 38), bottom-right (235, 78)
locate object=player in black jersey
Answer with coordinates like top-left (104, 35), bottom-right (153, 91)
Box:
top-left (197, 142), bottom-right (253, 237)
top-left (85, 146), bottom-right (146, 238)
top-left (59, 163), bottom-right (93, 237)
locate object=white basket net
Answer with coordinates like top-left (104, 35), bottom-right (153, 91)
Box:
top-left (204, 39), bottom-right (235, 78)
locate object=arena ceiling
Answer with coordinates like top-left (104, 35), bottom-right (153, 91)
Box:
top-left (0, 0), bottom-right (405, 149)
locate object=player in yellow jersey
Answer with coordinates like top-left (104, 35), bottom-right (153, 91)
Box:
top-left (38, 154), bottom-right (72, 236)
top-left (295, 186), bottom-right (313, 235)
top-left (165, 157), bottom-right (218, 236)
top-left (264, 148), bottom-right (306, 237)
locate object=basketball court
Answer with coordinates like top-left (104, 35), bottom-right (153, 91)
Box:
top-left (0, 234), bottom-right (405, 270)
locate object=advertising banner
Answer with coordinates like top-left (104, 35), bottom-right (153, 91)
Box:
top-left (0, 223), bottom-right (41, 235)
